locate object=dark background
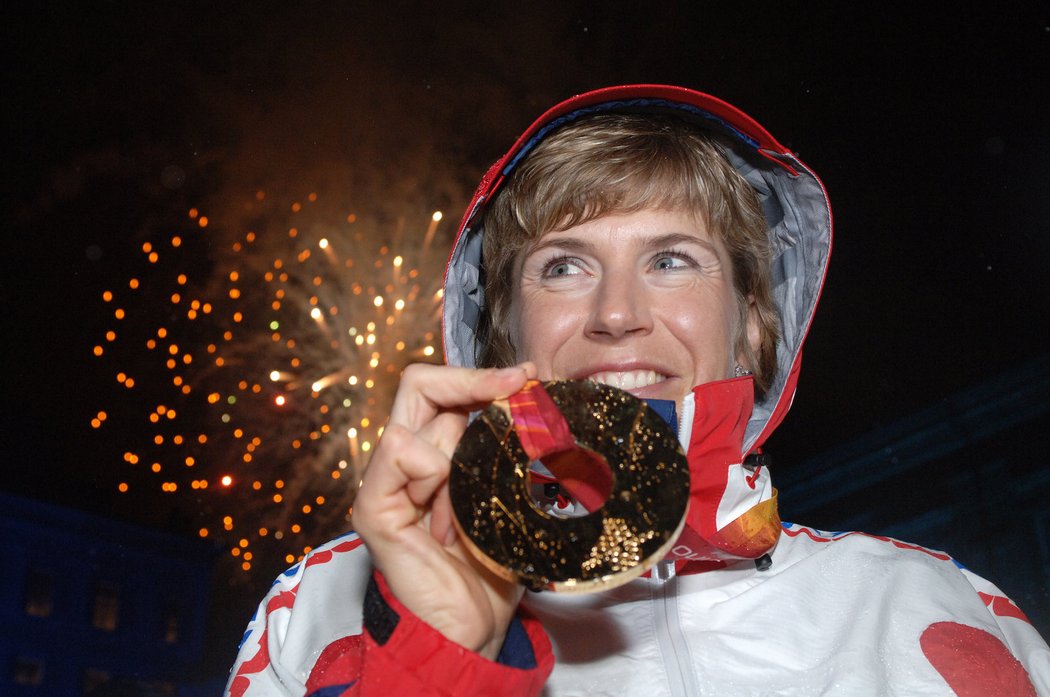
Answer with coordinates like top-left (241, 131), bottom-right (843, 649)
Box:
top-left (3, 0), bottom-right (1048, 678)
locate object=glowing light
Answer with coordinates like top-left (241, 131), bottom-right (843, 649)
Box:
top-left (93, 187), bottom-right (445, 581)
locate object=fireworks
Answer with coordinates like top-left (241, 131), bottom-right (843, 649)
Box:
top-left (91, 189), bottom-right (446, 577)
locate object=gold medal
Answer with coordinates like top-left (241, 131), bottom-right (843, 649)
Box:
top-left (449, 380), bottom-right (689, 592)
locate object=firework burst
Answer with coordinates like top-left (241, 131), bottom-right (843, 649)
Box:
top-left (92, 188), bottom-right (446, 577)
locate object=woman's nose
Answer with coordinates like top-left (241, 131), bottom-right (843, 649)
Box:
top-left (584, 275), bottom-right (653, 340)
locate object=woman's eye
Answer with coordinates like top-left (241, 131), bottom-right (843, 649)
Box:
top-left (653, 253), bottom-right (691, 270)
top-left (543, 259), bottom-right (582, 277)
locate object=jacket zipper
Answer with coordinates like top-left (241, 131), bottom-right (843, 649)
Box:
top-left (653, 560), bottom-right (701, 696)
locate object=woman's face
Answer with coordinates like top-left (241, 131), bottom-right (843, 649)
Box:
top-left (509, 208), bottom-right (756, 409)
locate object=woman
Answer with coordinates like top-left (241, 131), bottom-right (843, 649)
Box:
top-left (228, 85), bottom-right (1048, 695)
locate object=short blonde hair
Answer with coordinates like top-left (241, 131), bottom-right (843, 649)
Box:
top-left (477, 113), bottom-right (780, 395)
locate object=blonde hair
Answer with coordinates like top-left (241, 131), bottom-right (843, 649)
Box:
top-left (478, 113), bottom-right (780, 395)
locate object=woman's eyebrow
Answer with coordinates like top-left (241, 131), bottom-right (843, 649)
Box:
top-left (526, 231), bottom-right (720, 256)
top-left (646, 232), bottom-right (720, 255)
top-left (525, 235), bottom-right (601, 256)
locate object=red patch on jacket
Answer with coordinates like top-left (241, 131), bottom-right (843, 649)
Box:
top-left (920, 621), bottom-right (1036, 696)
top-left (978, 591), bottom-right (1032, 624)
top-left (306, 635), bottom-right (365, 694)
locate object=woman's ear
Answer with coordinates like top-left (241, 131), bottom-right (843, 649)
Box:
top-left (737, 294), bottom-right (762, 368)
top-left (746, 296), bottom-right (762, 356)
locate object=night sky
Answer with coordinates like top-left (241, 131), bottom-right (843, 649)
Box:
top-left (3, 0), bottom-right (1049, 670)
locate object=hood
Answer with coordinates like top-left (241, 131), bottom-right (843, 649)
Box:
top-left (443, 85), bottom-right (832, 456)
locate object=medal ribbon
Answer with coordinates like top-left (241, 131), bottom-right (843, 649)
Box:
top-left (506, 380), bottom-right (610, 511)
top-left (506, 380), bottom-right (575, 459)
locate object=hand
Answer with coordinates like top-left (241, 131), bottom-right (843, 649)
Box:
top-left (352, 362), bottom-right (536, 659)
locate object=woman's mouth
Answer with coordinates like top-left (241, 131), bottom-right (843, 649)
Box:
top-left (585, 370), bottom-right (668, 391)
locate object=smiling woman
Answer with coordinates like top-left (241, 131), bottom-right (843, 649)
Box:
top-left (479, 113), bottom-right (779, 397)
top-left (228, 85), bottom-right (1049, 696)
top-left (511, 209), bottom-right (748, 405)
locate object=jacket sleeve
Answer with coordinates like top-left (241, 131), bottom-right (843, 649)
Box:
top-left (225, 533), bottom-right (554, 696)
top-left (952, 566), bottom-right (1050, 696)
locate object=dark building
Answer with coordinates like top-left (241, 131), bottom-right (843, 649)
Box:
top-left (0, 492), bottom-right (221, 696)
top-left (778, 353), bottom-right (1050, 637)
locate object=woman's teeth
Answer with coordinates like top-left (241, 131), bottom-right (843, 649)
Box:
top-left (587, 370), bottom-right (666, 391)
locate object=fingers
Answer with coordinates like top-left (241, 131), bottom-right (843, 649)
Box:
top-left (389, 362), bottom-right (535, 431)
top-left (429, 483), bottom-right (456, 547)
top-left (353, 423), bottom-right (451, 539)
top-left (356, 362), bottom-right (539, 554)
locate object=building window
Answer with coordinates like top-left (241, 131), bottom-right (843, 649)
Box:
top-left (92, 581), bottom-right (120, 631)
top-left (162, 606), bottom-right (180, 644)
top-left (82, 668), bottom-right (110, 695)
top-left (12, 657), bottom-right (44, 686)
top-left (24, 569), bottom-right (54, 618)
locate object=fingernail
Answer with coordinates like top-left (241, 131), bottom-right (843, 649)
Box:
top-left (443, 525), bottom-right (458, 547)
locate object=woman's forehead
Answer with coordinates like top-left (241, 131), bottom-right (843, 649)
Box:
top-left (527, 207), bottom-right (721, 252)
